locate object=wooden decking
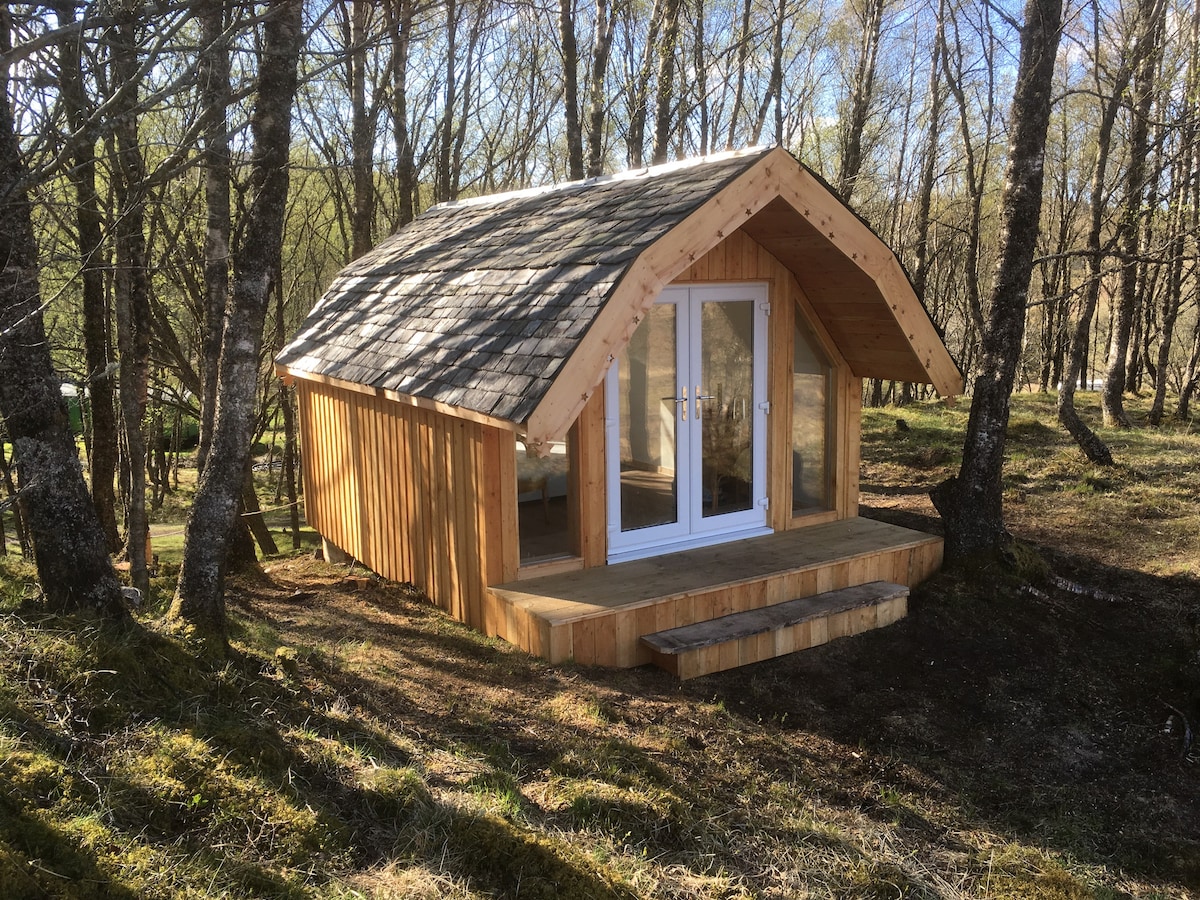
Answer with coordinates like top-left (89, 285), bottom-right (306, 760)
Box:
top-left (484, 517), bottom-right (941, 672)
top-left (641, 581), bottom-right (909, 679)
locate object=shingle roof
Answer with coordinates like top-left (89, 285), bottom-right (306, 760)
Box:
top-left (276, 148), bottom-right (771, 424)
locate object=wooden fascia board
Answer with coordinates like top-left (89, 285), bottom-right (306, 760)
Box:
top-left (523, 147), bottom-right (962, 449)
top-left (523, 151), bottom-right (786, 451)
top-left (275, 363), bottom-right (523, 433)
top-left (872, 257), bottom-right (964, 397)
top-left (770, 159), bottom-right (963, 398)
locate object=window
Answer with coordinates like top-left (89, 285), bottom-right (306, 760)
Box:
top-left (792, 319), bottom-right (832, 514)
top-left (516, 432), bottom-right (575, 562)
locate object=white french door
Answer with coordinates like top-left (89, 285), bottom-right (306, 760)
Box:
top-left (605, 284), bottom-right (769, 563)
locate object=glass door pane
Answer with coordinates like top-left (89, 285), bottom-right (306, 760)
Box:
top-left (617, 303), bottom-right (679, 532)
top-left (696, 300), bottom-right (755, 518)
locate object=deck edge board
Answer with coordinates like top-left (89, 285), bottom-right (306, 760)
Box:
top-left (641, 581), bottom-right (907, 654)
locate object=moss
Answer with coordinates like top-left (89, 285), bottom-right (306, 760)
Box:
top-left (0, 744), bottom-right (74, 808)
top-left (979, 845), bottom-right (1094, 900)
top-left (562, 781), bottom-right (690, 850)
top-left (357, 766), bottom-right (433, 823)
top-left (1009, 540), bottom-right (1052, 583)
top-left (435, 809), bottom-right (635, 900)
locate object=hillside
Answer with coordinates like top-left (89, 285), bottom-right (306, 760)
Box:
top-left (1, 392), bottom-right (1197, 899)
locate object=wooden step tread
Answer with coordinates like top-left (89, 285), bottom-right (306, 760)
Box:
top-left (641, 581), bottom-right (909, 656)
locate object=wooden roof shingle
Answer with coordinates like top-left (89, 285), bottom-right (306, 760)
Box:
top-left (277, 149), bottom-right (769, 424)
top-left (278, 146), bottom-right (962, 445)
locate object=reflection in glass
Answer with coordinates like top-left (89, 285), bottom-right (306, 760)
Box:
top-left (618, 304), bottom-right (678, 532)
top-left (517, 434), bottom-right (574, 561)
top-left (699, 300), bottom-right (755, 518)
top-left (792, 320), bottom-right (831, 513)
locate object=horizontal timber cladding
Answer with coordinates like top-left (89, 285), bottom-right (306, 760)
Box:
top-left (296, 379), bottom-right (518, 630)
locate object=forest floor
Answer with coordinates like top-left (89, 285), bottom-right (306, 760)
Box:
top-left (0, 392), bottom-right (1197, 899)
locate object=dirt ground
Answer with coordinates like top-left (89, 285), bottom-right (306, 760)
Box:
top-left (231, 509), bottom-right (1199, 898)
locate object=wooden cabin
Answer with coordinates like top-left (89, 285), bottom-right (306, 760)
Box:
top-left (276, 147), bottom-right (962, 678)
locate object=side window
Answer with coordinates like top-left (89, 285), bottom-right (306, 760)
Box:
top-left (516, 434), bottom-right (574, 562)
top-left (792, 319), bottom-right (832, 514)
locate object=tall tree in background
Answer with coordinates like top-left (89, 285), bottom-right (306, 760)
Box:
top-left (586, 0), bottom-right (616, 176)
top-left (170, 0), bottom-right (305, 645)
top-left (54, 0), bottom-right (121, 552)
top-left (1101, 0), bottom-right (1166, 427)
top-left (108, 7), bottom-right (153, 600)
top-left (626, 0), bottom-right (662, 167)
top-left (386, 0), bottom-right (416, 225)
top-left (197, 0), bottom-right (232, 471)
top-left (837, 0), bottom-right (885, 202)
top-left (651, 0), bottom-right (684, 164)
top-left (910, 0), bottom-right (945, 305)
top-left (560, 0), bottom-right (585, 180)
top-left (0, 8), bottom-right (126, 617)
top-left (1056, 0), bottom-right (1146, 463)
top-left (346, 0), bottom-right (377, 258)
top-left (931, 0), bottom-right (1064, 563)
top-left (1156, 0), bottom-right (1200, 422)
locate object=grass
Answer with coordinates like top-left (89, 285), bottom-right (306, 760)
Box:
top-left (0, 392), bottom-right (1197, 898)
top-left (861, 390), bottom-right (1200, 577)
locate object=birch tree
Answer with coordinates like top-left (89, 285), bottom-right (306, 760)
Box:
top-left (170, 0), bottom-right (306, 645)
top-left (0, 7), bottom-right (126, 617)
top-left (931, 0), bottom-right (1065, 563)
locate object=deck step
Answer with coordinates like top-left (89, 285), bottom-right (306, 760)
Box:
top-left (640, 581), bottom-right (909, 679)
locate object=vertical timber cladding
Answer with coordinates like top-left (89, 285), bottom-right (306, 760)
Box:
top-left (672, 227), bottom-right (856, 528)
top-left (294, 379), bottom-right (516, 630)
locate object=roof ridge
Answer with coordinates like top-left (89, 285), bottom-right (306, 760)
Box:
top-left (426, 145), bottom-right (773, 213)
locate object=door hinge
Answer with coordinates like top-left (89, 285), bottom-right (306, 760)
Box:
top-left (758, 400), bottom-right (771, 414)
top-left (758, 497), bottom-right (770, 510)
top-left (759, 301), bottom-right (772, 315)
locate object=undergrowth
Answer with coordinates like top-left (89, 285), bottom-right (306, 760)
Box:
top-left (0, 392), bottom-right (1196, 898)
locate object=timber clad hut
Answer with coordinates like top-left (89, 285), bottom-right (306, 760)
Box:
top-left (276, 146), bottom-right (963, 679)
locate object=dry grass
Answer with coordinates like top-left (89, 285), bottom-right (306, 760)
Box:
top-left (862, 390), bottom-right (1200, 577)
top-left (0, 392), bottom-right (1197, 898)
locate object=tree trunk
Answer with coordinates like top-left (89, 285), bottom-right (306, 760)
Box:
top-left (931, 0), bottom-right (1064, 565)
top-left (1177, 321), bottom-right (1200, 420)
top-left (349, 0), bottom-right (376, 257)
top-left (751, 0), bottom-right (786, 146)
top-left (560, 0), bottom-right (585, 180)
top-left (109, 10), bottom-right (152, 600)
top-left (1150, 0), bottom-right (1197, 426)
top-left (1056, 0), bottom-right (1145, 463)
top-left (279, 381), bottom-right (301, 550)
top-left (242, 467), bottom-right (278, 557)
top-left (436, 0), bottom-right (460, 203)
top-left (651, 0), bottom-right (683, 165)
top-left (585, 0), bottom-right (616, 176)
top-left (0, 9), bottom-right (125, 616)
top-left (725, 0), bottom-right (753, 150)
top-left (55, 0), bottom-right (121, 553)
top-left (911, 0), bottom-right (945, 301)
top-left (940, 5), bottom-right (992, 342)
top-left (837, 0), bottom-right (884, 202)
top-left (170, 0), bottom-right (305, 645)
top-left (627, 0), bottom-right (663, 168)
top-left (197, 0), bottom-right (232, 473)
top-left (1101, 0), bottom-right (1164, 427)
top-left (691, 0), bottom-right (710, 154)
top-left (386, 0), bottom-right (415, 226)
top-left (0, 435), bottom-right (31, 558)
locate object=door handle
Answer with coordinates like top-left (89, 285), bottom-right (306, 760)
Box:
top-left (664, 386), bottom-right (686, 420)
